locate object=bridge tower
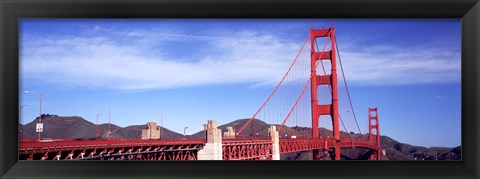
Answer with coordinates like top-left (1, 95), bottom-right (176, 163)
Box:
top-left (310, 25), bottom-right (341, 160)
top-left (368, 108), bottom-right (382, 160)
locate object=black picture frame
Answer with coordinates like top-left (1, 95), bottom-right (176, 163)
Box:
top-left (1, 0), bottom-right (479, 178)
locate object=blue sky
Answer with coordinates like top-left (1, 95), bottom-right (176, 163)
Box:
top-left (19, 19), bottom-right (461, 147)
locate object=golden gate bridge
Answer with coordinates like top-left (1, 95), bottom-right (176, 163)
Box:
top-left (19, 25), bottom-right (382, 160)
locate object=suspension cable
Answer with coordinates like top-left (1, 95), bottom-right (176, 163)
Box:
top-left (335, 38), bottom-right (362, 135)
top-left (277, 79), bottom-right (311, 132)
top-left (237, 35), bottom-right (309, 136)
top-left (277, 33), bottom-right (330, 133)
top-left (314, 39), bottom-right (349, 135)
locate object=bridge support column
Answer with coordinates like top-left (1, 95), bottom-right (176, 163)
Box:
top-left (198, 120), bottom-right (223, 160)
top-left (310, 25), bottom-right (341, 160)
top-left (335, 145), bottom-right (341, 160)
top-left (269, 126), bottom-right (280, 160)
top-left (368, 108), bottom-right (382, 160)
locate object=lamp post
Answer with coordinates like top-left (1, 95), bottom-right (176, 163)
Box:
top-left (20, 104), bottom-right (31, 121)
top-left (233, 122), bottom-right (239, 136)
top-left (153, 114), bottom-right (163, 139)
top-left (19, 104), bottom-right (31, 134)
top-left (24, 91), bottom-right (42, 141)
top-left (98, 106), bottom-right (111, 140)
top-left (184, 127), bottom-right (188, 137)
top-left (96, 113), bottom-right (103, 139)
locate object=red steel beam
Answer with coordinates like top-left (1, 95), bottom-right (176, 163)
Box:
top-left (19, 139), bottom-right (205, 157)
top-left (279, 138), bottom-right (379, 155)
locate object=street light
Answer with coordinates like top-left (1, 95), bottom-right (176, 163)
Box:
top-left (98, 105), bottom-right (111, 140)
top-left (20, 103), bottom-right (31, 109)
top-left (19, 104), bottom-right (31, 134)
top-left (153, 114), bottom-right (163, 139)
top-left (233, 122), bottom-right (239, 136)
top-left (184, 127), bottom-right (189, 137)
top-left (24, 91), bottom-right (42, 141)
top-left (96, 113), bottom-right (103, 139)
top-left (19, 103), bottom-right (31, 121)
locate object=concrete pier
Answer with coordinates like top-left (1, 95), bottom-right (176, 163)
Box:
top-left (198, 120), bottom-right (223, 160)
top-left (269, 126), bottom-right (280, 160)
top-left (198, 121), bottom-right (279, 160)
top-left (141, 122), bottom-right (160, 139)
top-left (223, 126), bottom-right (236, 139)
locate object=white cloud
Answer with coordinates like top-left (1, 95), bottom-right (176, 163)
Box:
top-left (21, 28), bottom-right (461, 91)
top-left (338, 48), bottom-right (460, 86)
top-left (21, 31), bottom-right (301, 90)
top-left (124, 31), bottom-right (217, 42)
top-left (93, 25), bottom-right (102, 31)
top-left (435, 95), bottom-right (444, 99)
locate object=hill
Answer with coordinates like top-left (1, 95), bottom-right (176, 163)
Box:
top-left (19, 115), bottom-right (461, 160)
top-left (189, 118), bottom-right (270, 138)
top-left (19, 115), bottom-right (183, 139)
top-left (180, 118), bottom-right (461, 160)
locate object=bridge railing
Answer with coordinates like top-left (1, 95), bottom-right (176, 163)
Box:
top-left (19, 138), bottom-right (206, 155)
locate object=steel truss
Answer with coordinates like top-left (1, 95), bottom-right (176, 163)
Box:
top-left (19, 139), bottom-right (204, 160)
top-left (222, 139), bottom-right (273, 160)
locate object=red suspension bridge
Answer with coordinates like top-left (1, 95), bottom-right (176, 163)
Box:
top-left (19, 25), bottom-right (382, 160)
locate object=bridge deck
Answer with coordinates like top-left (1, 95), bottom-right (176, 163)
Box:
top-left (19, 137), bottom-right (379, 160)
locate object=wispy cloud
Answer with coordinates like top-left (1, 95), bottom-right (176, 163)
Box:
top-left (338, 45), bottom-right (460, 86)
top-left (435, 95), bottom-right (444, 99)
top-left (21, 24), bottom-right (461, 91)
top-left (21, 30), bottom-right (300, 90)
top-left (124, 31), bottom-right (217, 42)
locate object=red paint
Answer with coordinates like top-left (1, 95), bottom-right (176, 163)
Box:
top-left (19, 25), bottom-right (382, 161)
top-left (310, 26), bottom-right (340, 160)
top-left (368, 107), bottom-right (382, 160)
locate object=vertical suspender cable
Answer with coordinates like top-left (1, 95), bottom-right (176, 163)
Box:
top-left (314, 39), bottom-right (349, 134)
top-left (335, 38), bottom-right (362, 135)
